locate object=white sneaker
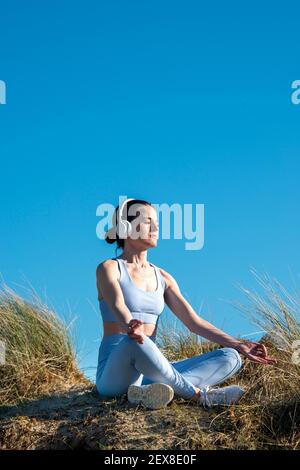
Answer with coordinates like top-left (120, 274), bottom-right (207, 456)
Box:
top-left (127, 383), bottom-right (174, 410)
top-left (199, 385), bottom-right (245, 409)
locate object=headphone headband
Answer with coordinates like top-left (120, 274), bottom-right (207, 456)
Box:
top-left (117, 197), bottom-right (135, 226)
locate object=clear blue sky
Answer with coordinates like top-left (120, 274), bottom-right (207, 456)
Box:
top-left (1, 1), bottom-right (299, 381)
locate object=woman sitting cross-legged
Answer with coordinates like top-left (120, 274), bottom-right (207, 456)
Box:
top-left (96, 198), bottom-right (277, 410)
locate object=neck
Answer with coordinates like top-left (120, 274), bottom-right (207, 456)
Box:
top-left (119, 248), bottom-right (148, 266)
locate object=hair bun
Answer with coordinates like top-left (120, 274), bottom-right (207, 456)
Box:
top-left (105, 226), bottom-right (117, 245)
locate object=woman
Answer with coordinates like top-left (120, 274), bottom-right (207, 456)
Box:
top-left (96, 198), bottom-right (277, 410)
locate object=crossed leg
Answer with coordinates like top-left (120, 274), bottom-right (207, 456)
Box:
top-left (96, 334), bottom-right (197, 399)
top-left (141, 346), bottom-right (243, 390)
top-left (96, 334), bottom-right (243, 400)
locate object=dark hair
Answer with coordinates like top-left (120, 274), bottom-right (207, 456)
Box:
top-left (105, 199), bottom-right (153, 255)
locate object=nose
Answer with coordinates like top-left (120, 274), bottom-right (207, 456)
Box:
top-left (151, 221), bottom-right (159, 232)
top-left (150, 228), bottom-right (158, 236)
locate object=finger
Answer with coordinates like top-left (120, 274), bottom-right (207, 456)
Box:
top-left (256, 344), bottom-right (268, 357)
top-left (128, 332), bottom-right (144, 343)
top-left (130, 335), bottom-right (144, 344)
top-left (246, 354), bottom-right (270, 364)
top-left (247, 354), bottom-right (276, 365)
top-left (128, 331), bottom-right (139, 337)
top-left (130, 328), bottom-right (142, 336)
top-left (252, 343), bottom-right (267, 357)
top-left (258, 356), bottom-right (276, 364)
top-left (130, 319), bottom-right (142, 326)
top-left (131, 322), bottom-right (143, 330)
top-left (134, 335), bottom-right (144, 344)
top-left (129, 322), bottom-right (141, 330)
top-left (265, 357), bottom-right (277, 364)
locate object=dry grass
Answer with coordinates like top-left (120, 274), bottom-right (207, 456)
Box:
top-left (0, 271), bottom-right (299, 450)
top-left (0, 282), bottom-right (88, 407)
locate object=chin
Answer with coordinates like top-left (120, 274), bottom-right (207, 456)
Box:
top-left (145, 238), bottom-right (157, 247)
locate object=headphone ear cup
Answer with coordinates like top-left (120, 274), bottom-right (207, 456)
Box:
top-left (117, 198), bottom-right (135, 239)
top-left (126, 221), bottom-right (132, 236)
top-left (118, 219), bottom-right (132, 238)
top-left (117, 220), bottom-right (125, 238)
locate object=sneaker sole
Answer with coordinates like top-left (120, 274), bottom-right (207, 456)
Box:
top-left (127, 383), bottom-right (174, 409)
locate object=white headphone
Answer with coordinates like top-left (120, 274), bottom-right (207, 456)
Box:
top-left (116, 197), bottom-right (135, 239)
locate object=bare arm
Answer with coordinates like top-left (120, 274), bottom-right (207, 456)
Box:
top-left (160, 268), bottom-right (277, 364)
top-left (160, 268), bottom-right (240, 349)
top-left (96, 260), bottom-right (134, 333)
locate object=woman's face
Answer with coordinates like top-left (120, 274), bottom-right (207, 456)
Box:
top-left (127, 204), bottom-right (159, 249)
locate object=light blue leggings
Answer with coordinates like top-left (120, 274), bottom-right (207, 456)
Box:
top-left (96, 333), bottom-right (243, 400)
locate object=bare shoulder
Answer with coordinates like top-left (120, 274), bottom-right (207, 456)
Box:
top-left (96, 259), bottom-right (121, 300)
top-left (96, 258), bottom-right (120, 282)
top-left (157, 266), bottom-right (179, 291)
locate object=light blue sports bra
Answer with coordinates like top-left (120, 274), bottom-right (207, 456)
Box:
top-left (98, 257), bottom-right (166, 325)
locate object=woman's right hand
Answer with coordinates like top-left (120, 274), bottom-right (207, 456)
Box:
top-left (126, 319), bottom-right (145, 344)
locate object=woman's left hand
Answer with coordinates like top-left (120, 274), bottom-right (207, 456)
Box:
top-left (233, 340), bottom-right (277, 365)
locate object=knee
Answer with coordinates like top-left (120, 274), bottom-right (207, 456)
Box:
top-left (96, 375), bottom-right (114, 399)
top-left (96, 383), bottom-right (106, 398)
top-left (220, 347), bottom-right (243, 370)
top-left (96, 380), bottom-right (107, 398)
top-left (96, 382), bottom-right (124, 399)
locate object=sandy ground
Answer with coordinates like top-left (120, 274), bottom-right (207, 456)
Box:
top-left (0, 383), bottom-right (211, 450)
